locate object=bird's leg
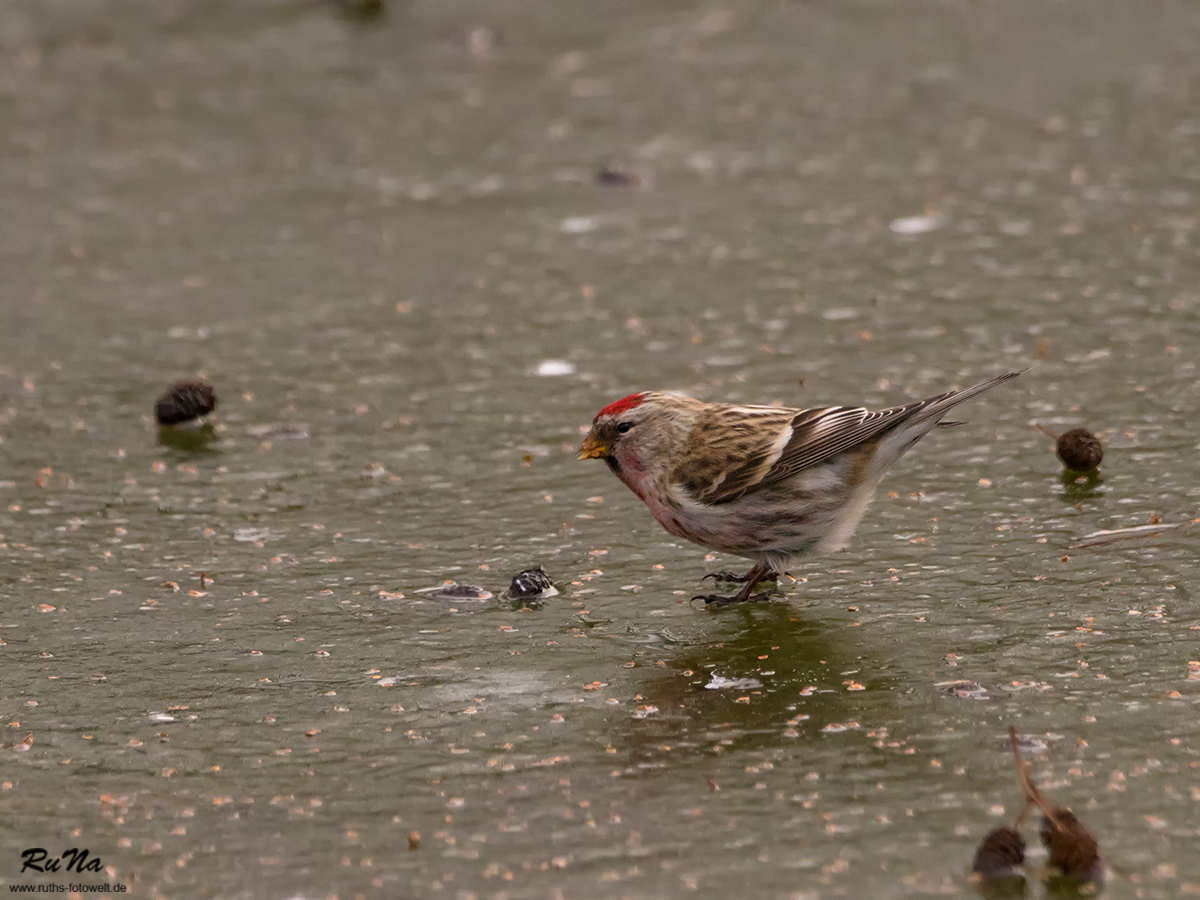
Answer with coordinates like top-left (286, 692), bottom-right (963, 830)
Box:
top-left (693, 563), bottom-right (778, 607)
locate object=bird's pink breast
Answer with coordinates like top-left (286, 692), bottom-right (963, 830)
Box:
top-left (613, 449), bottom-right (691, 538)
top-left (644, 497), bottom-right (689, 539)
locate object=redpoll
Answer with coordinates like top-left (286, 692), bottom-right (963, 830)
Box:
top-left (577, 372), bottom-right (1021, 605)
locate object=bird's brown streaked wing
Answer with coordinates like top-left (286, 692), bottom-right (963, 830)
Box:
top-left (748, 402), bottom-right (928, 494)
top-left (668, 405), bottom-right (801, 503)
top-left (752, 371), bottom-right (1022, 493)
top-left (674, 372), bottom-right (1022, 505)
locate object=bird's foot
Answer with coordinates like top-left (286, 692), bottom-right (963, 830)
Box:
top-left (692, 589), bottom-right (777, 608)
top-left (702, 571), bottom-right (783, 587)
top-left (701, 570), bottom-right (753, 584)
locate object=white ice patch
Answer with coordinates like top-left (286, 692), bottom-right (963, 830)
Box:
top-left (560, 216), bottom-right (598, 234)
top-left (889, 213), bottom-right (943, 234)
top-left (534, 360), bottom-right (575, 376)
top-left (705, 674), bottom-right (763, 690)
top-left (234, 527), bottom-right (276, 543)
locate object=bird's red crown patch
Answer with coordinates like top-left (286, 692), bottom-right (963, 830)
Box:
top-left (595, 393), bottom-right (645, 421)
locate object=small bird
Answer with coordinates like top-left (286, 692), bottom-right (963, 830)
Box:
top-left (577, 372), bottom-right (1021, 605)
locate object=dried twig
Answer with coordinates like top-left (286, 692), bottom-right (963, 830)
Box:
top-left (1069, 521), bottom-right (1194, 549)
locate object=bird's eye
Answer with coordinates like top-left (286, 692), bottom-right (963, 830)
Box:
top-left (616, 422), bottom-right (633, 434)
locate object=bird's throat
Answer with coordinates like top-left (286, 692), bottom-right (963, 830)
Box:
top-left (608, 459), bottom-right (644, 501)
top-left (608, 450), bottom-right (652, 503)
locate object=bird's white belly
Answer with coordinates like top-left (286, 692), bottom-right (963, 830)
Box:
top-left (816, 475), bottom-right (881, 552)
top-left (664, 460), bottom-right (862, 558)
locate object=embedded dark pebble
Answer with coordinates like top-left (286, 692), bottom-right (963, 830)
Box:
top-left (155, 381), bottom-right (217, 426)
top-left (507, 565), bottom-right (556, 599)
top-left (940, 680), bottom-right (989, 700)
top-left (972, 826), bottom-right (1026, 879)
top-left (596, 168), bottom-right (641, 188)
top-left (1056, 428), bottom-right (1103, 472)
top-left (427, 583), bottom-right (493, 602)
top-left (1040, 808), bottom-right (1104, 882)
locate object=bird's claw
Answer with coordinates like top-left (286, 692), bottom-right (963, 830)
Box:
top-left (701, 570), bottom-right (752, 584)
top-left (691, 590), bottom-right (777, 608)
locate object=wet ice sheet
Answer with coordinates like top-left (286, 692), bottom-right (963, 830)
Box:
top-left (1, 0), bottom-right (1200, 897)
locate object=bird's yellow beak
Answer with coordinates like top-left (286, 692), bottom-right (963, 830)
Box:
top-left (576, 436), bottom-right (609, 460)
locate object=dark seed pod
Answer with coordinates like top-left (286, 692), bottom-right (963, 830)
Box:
top-left (972, 826), bottom-right (1026, 879)
top-left (155, 382), bottom-right (217, 426)
top-left (1040, 808), bottom-right (1103, 882)
top-left (508, 566), bottom-right (556, 599)
top-left (1056, 429), bottom-right (1103, 472)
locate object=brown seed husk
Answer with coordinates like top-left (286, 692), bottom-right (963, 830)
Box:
top-left (1008, 727), bottom-right (1103, 882)
top-left (972, 825), bottom-right (1026, 878)
top-left (1056, 429), bottom-right (1103, 472)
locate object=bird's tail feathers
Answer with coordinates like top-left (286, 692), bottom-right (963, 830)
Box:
top-left (868, 371), bottom-right (1023, 477)
top-left (907, 370), bottom-right (1023, 427)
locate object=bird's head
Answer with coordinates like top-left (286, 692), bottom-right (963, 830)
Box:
top-left (577, 393), bottom-right (647, 463)
top-left (577, 392), bottom-right (698, 484)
